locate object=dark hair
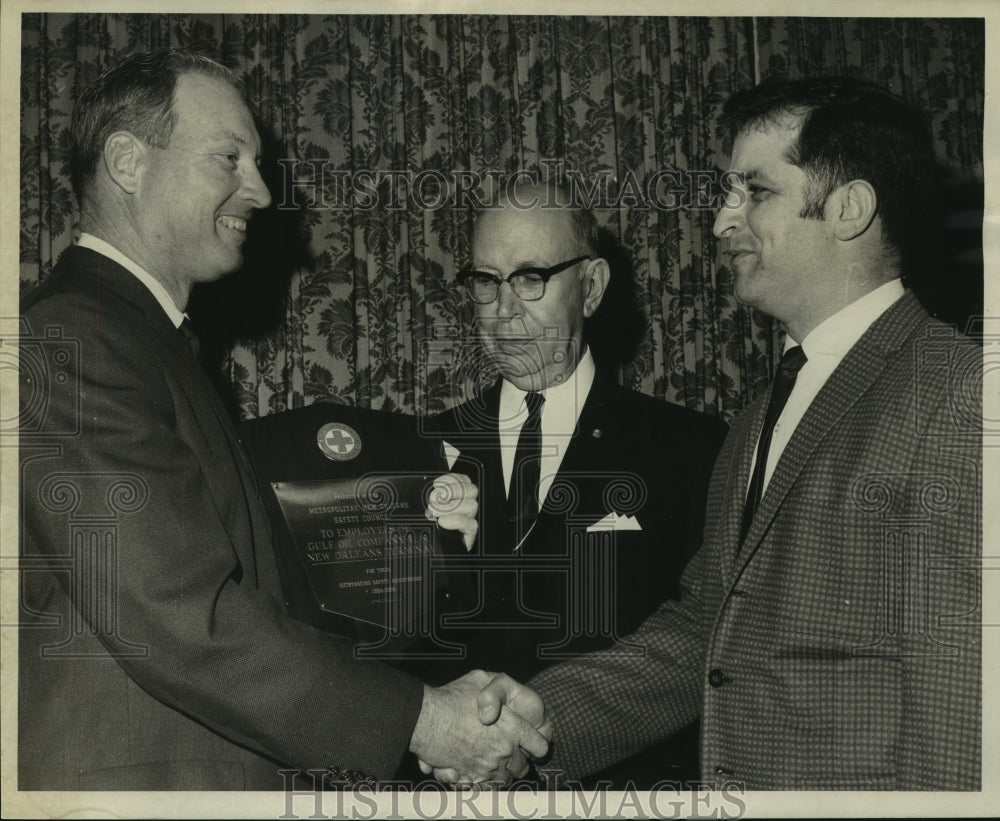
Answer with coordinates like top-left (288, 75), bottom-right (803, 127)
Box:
top-left (720, 76), bottom-right (937, 254)
top-left (71, 49), bottom-right (239, 199)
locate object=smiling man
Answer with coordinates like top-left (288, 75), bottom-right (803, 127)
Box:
top-left (18, 49), bottom-right (549, 791)
top-left (70, 60), bottom-right (271, 309)
top-left (476, 77), bottom-right (982, 790)
top-left (423, 185), bottom-right (727, 787)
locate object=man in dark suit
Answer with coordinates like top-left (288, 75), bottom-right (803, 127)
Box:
top-left (18, 49), bottom-right (548, 791)
top-left (421, 185), bottom-right (727, 786)
top-left (473, 78), bottom-right (982, 790)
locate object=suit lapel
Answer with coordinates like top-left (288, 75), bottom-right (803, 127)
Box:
top-left (538, 379), bottom-right (611, 509)
top-left (73, 247), bottom-right (272, 573)
top-left (86, 251), bottom-right (246, 456)
top-left (515, 381), bottom-right (602, 559)
top-left (730, 293), bottom-right (925, 581)
top-left (455, 380), bottom-right (614, 552)
top-left (71, 248), bottom-right (197, 369)
top-left (717, 398), bottom-right (768, 575)
top-left (449, 383), bottom-right (515, 552)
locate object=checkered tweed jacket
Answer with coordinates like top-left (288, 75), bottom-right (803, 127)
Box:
top-left (530, 291), bottom-right (981, 790)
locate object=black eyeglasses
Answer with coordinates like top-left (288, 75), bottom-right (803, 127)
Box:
top-left (456, 256), bottom-right (591, 304)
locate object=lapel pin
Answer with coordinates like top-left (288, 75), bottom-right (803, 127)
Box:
top-left (591, 428), bottom-right (602, 438)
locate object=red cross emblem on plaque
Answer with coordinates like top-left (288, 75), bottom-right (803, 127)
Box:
top-left (316, 422), bottom-right (362, 461)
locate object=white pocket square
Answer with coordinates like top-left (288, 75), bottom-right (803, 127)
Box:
top-left (587, 512), bottom-right (642, 532)
top-left (442, 441), bottom-right (461, 470)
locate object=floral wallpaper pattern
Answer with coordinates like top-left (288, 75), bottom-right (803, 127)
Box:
top-left (20, 13), bottom-right (984, 421)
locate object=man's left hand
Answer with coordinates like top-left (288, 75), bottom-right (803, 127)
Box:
top-left (425, 473), bottom-right (478, 550)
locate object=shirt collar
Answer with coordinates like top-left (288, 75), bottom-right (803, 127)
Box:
top-left (788, 279), bottom-right (905, 360)
top-left (77, 233), bottom-right (187, 329)
top-left (499, 346), bottom-right (596, 426)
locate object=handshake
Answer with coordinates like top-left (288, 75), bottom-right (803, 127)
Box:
top-left (409, 475), bottom-right (549, 786)
top-left (408, 669), bottom-right (550, 787)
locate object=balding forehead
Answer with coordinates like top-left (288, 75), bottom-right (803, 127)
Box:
top-left (475, 201), bottom-right (576, 241)
top-left (472, 202), bottom-right (583, 268)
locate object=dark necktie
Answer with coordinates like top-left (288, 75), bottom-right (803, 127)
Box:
top-left (508, 391), bottom-right (545, 548)
top-left (179, 317), bottom-right (200, 359)
top-left (739, 345), bottom-right (808, 546)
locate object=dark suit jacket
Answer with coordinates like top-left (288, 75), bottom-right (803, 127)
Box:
top-left (421, 374), bottom-right (727, 785)
top-left (531, 292), bottom-right (982, 790)
top-left (18, 247), bottom-right (423, 790)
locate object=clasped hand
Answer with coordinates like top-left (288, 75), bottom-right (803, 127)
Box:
top-left (417, 476), bottom-right (548, 785)
top-left (425, 473), bottom-right (478, 550)
top-left (409, 670), bottom-right (550, 787)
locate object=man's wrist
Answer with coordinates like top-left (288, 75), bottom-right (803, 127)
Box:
top-left (408, 684), bottom-right (435, 759)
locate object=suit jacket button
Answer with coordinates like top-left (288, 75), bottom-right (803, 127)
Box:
top-left (708, 668), bottom-right (730, 688)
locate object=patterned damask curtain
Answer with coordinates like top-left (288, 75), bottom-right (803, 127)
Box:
top-left (19, 14), bottom-right (984, 422)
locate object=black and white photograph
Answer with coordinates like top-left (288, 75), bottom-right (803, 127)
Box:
top-left (1, 0), bottom-right (995, 817)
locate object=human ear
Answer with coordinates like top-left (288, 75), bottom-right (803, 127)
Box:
top-left (832, 179), bottom-right (878, 241)
top-left (103, 132), bottom-right (145, 195)
top-left (582, 258), bottom-right (610, 318)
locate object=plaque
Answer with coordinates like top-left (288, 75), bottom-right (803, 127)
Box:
top-left (239, 403), bottom-right (474, 658)
top-left (270, 474), bottom-right (441, 633)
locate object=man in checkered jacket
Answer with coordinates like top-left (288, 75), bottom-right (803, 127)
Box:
top-left (468, 77), bottom-right (982, 790)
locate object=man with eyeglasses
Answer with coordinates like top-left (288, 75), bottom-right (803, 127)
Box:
top-left (421, 182), bottom-right (728, 787)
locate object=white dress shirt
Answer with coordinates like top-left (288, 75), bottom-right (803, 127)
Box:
top-left (497, 347), bottom-right (597, 506)
top-left (77, 233), bottom-right (186, 328)
top-left (752, 278), bottom-right (906, 497)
